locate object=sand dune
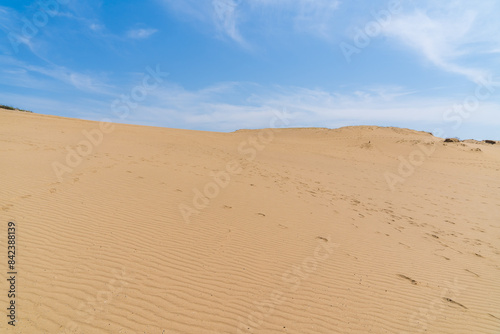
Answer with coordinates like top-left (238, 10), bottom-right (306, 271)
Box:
top-left (1, 108), bottom-right (500, 333)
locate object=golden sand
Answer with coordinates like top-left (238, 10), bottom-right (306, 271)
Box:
top-left (1, 109), bottom-right (499, 333)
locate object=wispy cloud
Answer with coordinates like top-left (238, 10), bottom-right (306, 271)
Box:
top-left (0, 3), bottom-right (111, 57)
top-left (159, 0), bottom-right (248, 47)
top-left (89, 23), bottom-right (105, 32)
top-left (382, 1), bottom-right (500, 82)
top-left (0, 6), bottom-right (36, 54)
top-left (161, 0), bottom-right (341, 48)
top-left (126, 28), bottom-right (158, 39)
top-left (212, 0), bottom-right (248, 47)
top-left (248, 0), bottom-right (341, 38)
top-left (27, 65), bottom-right (112, 94)
top-left (101, 81), bottom-right (500, 134)
top-left (0, 55), bottom-right (115, 95)
top-left (294, 0), bottom-right (340, 38)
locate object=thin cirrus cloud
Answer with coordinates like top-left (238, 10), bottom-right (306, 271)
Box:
top-left (159, 0), bottom-right (248, 46)
top-left (247, 0), bottom-right (341, 38)
top-left (381, 1), bottom-right (500, 83)
top-left (0, 55), bottom-right (115, 95)
top-left (0, 6), bottom-right (35, 54)
top-left (126, 28), bottom-right (158, 39)
top-left (127, 81), bottom-right (500, 132)
top-left (158, 84), bottom-right (500, 137)
top-left (212, 0), bottom-right (247, 47)
top-left (162, 0), bottom-right (341, 47)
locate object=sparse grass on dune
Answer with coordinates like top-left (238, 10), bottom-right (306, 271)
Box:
top-left (0, 104), bottom-right (32, 113)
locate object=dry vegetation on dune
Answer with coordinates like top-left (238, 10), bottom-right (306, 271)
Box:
top-left (1, 109), bottom-right (500, 333)
top-left (0, 104), bottom-right (32, 113)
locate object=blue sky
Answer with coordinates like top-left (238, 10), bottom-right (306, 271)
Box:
top-left (1, 0), bottom-right (499, 139)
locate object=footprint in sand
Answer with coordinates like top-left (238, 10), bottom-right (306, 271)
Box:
top-left (443, 297), bottom-right (467, 309)
top-left (397, 274), bottom-right (418, 285)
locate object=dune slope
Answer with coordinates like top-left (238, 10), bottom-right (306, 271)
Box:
top-left (1, 109), bottom-right (500, 333)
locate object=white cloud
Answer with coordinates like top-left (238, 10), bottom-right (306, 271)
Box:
top-left (212, 0), bottom-right (248, 47)
top-left (0, 6), bottom-right (36, 54)
top-left (89, 23), bottom-right (104, 31)
top-left (126, 28), bottom-right (158, 39)
top-left (0, 55), bottom-right (115, 95)
top-left (249, 0), bottom-right (341, 38)
top-left (382, 1), bottom-right (500, 83)
top-left (112, 80), bottom-right (500, 134)
top-left (159, 0), bottom-right (249, 47)
top-left (160, 0), bottom-right (341, 48)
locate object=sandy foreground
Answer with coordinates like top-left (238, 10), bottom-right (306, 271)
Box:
top-left (0, 109), bottom-right (499, 334)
